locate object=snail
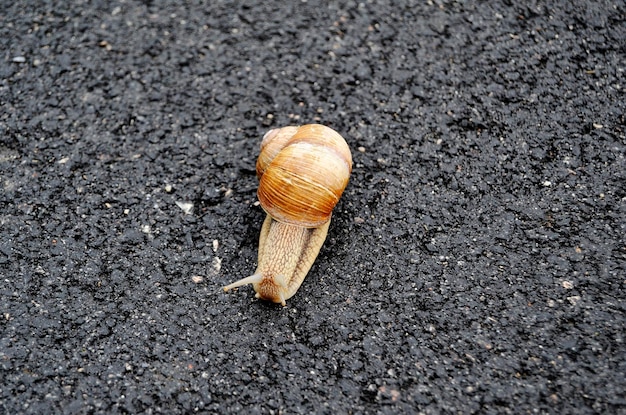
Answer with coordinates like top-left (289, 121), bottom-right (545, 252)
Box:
top-left (223, 124), bottom-right (352, 306)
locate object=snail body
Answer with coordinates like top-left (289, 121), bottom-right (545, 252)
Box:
top-left (223, 124), bottom-right (352, 305)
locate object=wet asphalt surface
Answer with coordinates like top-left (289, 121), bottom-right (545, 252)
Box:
top-left (1, 1), bottom-right (625, 414)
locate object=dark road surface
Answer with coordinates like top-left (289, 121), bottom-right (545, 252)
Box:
top-left (1, 1), bottom-right (625, 414)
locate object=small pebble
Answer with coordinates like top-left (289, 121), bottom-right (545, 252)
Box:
top-left (175, 201), bottom-right (194, 214)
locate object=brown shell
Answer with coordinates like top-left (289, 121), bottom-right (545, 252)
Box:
top-left (256, 124), bottom-right (352, 228)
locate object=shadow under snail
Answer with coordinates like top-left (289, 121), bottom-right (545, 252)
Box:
top-left (223, 124), bottom-right (353, 306)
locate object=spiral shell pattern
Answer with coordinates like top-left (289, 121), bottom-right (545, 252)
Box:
top-left (256, 124), bottom-right (352, 228)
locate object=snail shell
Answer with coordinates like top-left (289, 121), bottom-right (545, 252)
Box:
top-left (223, 124), bottom-right (352, 305)
top-left (257, 124), bottom-right (352, 227)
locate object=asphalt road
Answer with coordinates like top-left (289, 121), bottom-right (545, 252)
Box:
top-left (1, 1), bottom-right (625, 414)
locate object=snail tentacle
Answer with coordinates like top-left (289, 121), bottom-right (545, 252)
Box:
top-left (223, 273), bottom-right (263, 292)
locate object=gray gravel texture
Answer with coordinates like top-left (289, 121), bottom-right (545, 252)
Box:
top-left (1, 1), bottom-right (625, 414)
